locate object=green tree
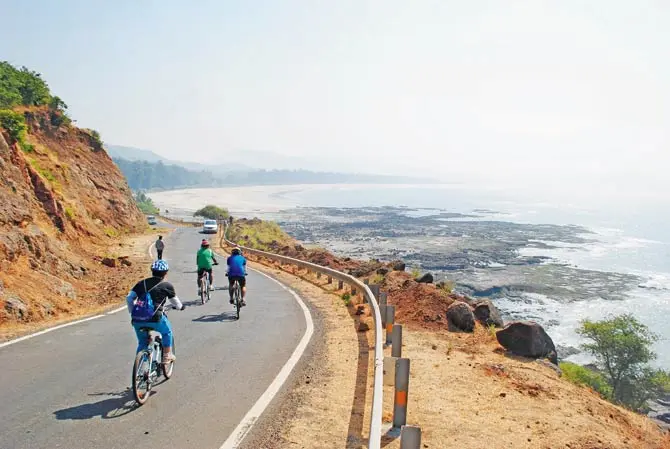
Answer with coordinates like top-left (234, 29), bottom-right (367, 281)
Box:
top-left (133, 191), bottom-right (159, 214)
top-left (16, 67), bottom-right (51, 106)
top-left (578, 314), bottom-right (670, 410)
top-left (194, 205), bottom-right (229, 220)
top-left (0, 61), bottom-right (55, 108)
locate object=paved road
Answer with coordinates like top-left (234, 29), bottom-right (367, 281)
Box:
top-left (0, 226), bottom-right (307, 449)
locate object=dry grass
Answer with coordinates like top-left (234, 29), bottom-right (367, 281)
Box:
top-left (392, 330), bottom-right (669, 449)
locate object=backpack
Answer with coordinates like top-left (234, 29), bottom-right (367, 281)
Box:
top-left (131, 280), bottom-right (163, 322)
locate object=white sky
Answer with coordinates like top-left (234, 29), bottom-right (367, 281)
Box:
top-left (2, 0), bottom-right (669, 187)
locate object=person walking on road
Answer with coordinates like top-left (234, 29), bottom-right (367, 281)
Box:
top-left (155, 236), bottom-right (165, 259)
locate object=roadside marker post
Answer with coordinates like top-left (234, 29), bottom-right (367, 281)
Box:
top-left (400, 425), bottom-right (421, 449)
top-left (393, 358), bottom-right (410, 428)
top-left (369, 284), bottom-right (380, 300)
top-left (392, 324), bottom-right (403, 358)
top-left (385, 305), bottom-right (395, 345)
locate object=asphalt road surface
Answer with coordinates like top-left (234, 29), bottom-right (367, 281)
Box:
top-left (0, 226), bottom-right (307, 449)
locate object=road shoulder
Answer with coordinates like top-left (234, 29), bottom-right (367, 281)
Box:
top-left (237, 261), bottom-right (363, 449)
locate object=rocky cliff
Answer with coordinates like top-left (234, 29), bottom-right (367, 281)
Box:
top-left (0, 107), bottom-right (144, 328)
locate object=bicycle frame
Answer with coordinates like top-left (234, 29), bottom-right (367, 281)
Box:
top-left (144, 331), bottom-right (162, 377)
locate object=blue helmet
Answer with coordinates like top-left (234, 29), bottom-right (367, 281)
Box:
top-left (151, 259), bottom-right (169, 272)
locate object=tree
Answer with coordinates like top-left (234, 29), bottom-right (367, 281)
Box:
top-left (578, 314), bottom-right (670, 410)
top-left (194, 205), bottom-right (229, 220)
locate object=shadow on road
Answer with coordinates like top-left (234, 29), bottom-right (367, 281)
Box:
top-left (53, 389), bottom-right (140, 420)
top-left (192, 312), bottom-right (238, 323)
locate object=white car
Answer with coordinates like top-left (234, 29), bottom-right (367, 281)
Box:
top-left (202, 219), bottom-right (218, 234)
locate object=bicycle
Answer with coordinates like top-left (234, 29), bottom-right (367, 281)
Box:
top-left (227, 274), bottom-right (242, 320)
top-left (131, 327), bottom-right (176, 406)
top-left (198, 262), bottom-right (218, 305)
top-left (199, 271), bottom-right (211, 305)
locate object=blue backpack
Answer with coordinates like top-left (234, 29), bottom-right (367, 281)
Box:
top-left (131, 280), bottom-right (161, 322)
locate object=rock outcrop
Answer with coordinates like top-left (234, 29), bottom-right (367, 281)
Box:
top-left (0, 108), bottom-right (144, 327)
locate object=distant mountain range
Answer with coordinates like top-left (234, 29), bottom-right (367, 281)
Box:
top-left (106, 145), bottom-right (252, 173)
top-left (107, 145), bottom-right (436, 191)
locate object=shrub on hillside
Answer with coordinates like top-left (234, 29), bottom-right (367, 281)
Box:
top-left (194, 205), bottom-right (229, 220)
top-left (560, 362), bottom-right (612, 399)
top-left (0, 109), bottom-right (32, 152)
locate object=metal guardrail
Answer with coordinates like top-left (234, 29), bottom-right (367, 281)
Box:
top-left (221, 228), bottom-right (385, 449)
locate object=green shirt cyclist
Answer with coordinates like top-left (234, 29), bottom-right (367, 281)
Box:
top-left (197, 239), bottom-right (218, 292)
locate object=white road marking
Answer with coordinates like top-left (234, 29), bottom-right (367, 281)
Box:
top-left (0, 314), bottom-right (108, 349)
top-left (0, 241), bottom-right (155, 350)
top-left (218, 268), bottom-right (315, 449)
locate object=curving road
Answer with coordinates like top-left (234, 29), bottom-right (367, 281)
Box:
top-left (0, 225), bottom-right (309, 449)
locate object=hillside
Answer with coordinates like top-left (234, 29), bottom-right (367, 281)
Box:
top-left (0, 62), bottom-right (146, 333)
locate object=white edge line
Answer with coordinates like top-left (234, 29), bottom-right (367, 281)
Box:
top-left (0, 242), bottom-right (156, 350)
top-left (218, 267), bottom-right (315, 449)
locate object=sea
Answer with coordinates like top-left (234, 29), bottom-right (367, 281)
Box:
top-left (150, 183), bottom-right (670, 367)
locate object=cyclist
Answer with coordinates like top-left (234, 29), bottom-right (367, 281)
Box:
top-left (227, 247), bottom-right (247, 306)
top-left (197, 239), bottom-right (218, 294)
top-left (126, 259), bottom-right (184, 363)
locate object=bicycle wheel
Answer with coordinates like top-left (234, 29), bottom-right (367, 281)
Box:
top-left (132, 350), bottom-right (152, 405)
top-left (234, 282), bottom-right (241, 320)
top-left (162, 340), bottom-right (175, 379)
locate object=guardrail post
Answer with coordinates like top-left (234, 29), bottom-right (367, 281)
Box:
top-left (385, 305), bottom-right (395, 345)
top-left (351, 287), bottom-right (357, 296)
top-left (380, 292), bottom-right (388, 326)
top-left (392, 324), bottom-right (402, 358)
top-left (337, 280), bottom-right (344, 290)
top-left (393, 358), bottom-right (410, 428)
top-left (369, 284), bottom-right (380, 300)
top-left (327, 275), bottom-right (332, 284)
top-left (400, 425), bottom-right (421, 449)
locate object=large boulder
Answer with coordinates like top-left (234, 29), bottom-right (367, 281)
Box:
top-left (4, 295), bottom-right (28, 320)
top-left (473, 300), bottom-right (504, 328)
top-left (391, 260), bottom-right (406, 271)
top-left (446, 301), bottom-right (475, 332)
top-left (416, 273), bottom-right (434, 284)
top-left (496, 321), bottom-right (558, 365)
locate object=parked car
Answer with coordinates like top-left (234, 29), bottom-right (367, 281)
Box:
top-left (202, 219), bottom-right (218, 234)
top-left (147, 215), bottom-right (157, 225)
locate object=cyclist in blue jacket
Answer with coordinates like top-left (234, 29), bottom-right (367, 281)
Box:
top-left (227, 247), bottom-right (247, 306)
top-left (126, 260), bottom-right (184, 363)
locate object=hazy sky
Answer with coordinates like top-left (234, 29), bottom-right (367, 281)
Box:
top-left (1, 1), bottom-right (668, 188)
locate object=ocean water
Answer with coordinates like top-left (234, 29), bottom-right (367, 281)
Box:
top-left (151, 183), bottom-right (670, 367)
